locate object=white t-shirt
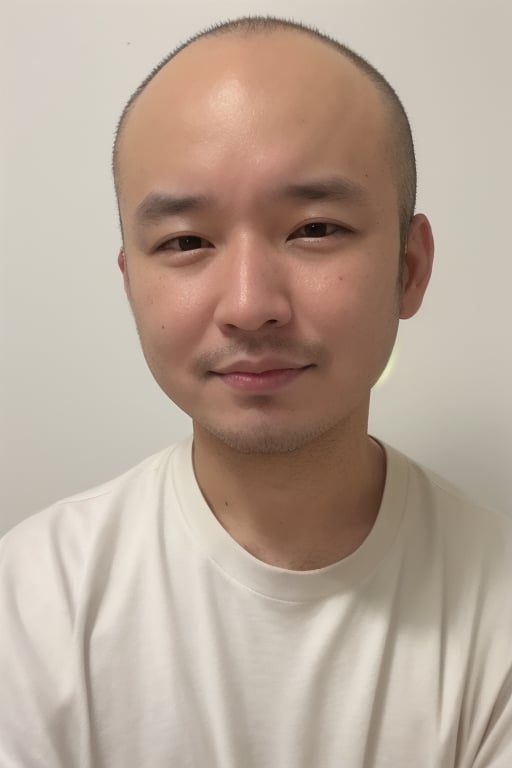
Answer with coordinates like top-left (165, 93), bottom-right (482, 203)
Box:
top-left (1, 437), bottom-right (511, 768)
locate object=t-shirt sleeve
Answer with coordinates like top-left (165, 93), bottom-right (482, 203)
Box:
top-left (0, 513), bottom-right (83, 767)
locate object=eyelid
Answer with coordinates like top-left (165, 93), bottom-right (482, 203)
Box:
top-left (153, 220), bottom-right (352, 252)
top-left (287, 221), bottom-right (352, 240)
top-left (155, 234), bottom-right (214, 252)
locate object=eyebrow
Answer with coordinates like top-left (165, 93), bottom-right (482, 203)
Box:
top-left (135, 192), bottom-right (211, 224)
top-left (276, 176), bottom-right (368, 205)
top-left (134, 176), bottom-right (368, 226)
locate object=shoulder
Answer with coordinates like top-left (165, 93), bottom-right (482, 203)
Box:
top-left (0, 442), bottom-right (185, 591)
top-left (385, 443), bottom-right (512, 605)
top-left (0, 440), bottom-right (192, 686)
top-left (385, 442), bottom-right (512, 540)
top-left (0, 444), bottom-right (190, 763)
top-left (404, 450), bottom-right (512, 548)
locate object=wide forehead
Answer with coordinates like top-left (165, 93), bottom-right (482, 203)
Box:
top-left (119, 31), bottom-right (389, 153)
top-left (145, 30), bottom-right (376, 100)
top-left (115, 30), bottom-right (395, 216)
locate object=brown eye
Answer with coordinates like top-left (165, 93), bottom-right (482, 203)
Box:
top-left (160, 235), bottom-right (211, 251)
top-left (287, 222), bottom-right (344, 240)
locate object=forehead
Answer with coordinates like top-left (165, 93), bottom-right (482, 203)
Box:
top-left (117, 32), bottom-right (393, 211)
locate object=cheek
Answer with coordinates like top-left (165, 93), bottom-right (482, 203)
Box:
top-left (129, 272), bottom-right (210, 355)
top-left (314, 262), bottom-right (398, 319)
top-left (308, 265), bottom-right (400, 366)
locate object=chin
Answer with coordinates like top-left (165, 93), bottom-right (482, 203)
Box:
top-left (196, 417), bottom-right (341, 456)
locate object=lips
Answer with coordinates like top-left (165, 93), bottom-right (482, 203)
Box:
top-left (214, 358), bottom-right (308, 375)
top-left (212, 360), bottom-right (312, 393)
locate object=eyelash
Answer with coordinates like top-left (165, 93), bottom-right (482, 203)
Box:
top-left (157, 235), bottom-right (211, 252)
top-left (156, 222), bottom-right (351, 253)
top-left (286, 222), bottom-right (349, 241)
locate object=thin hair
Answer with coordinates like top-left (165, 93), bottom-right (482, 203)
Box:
top-left (112, 16), bottom-right (417, 252)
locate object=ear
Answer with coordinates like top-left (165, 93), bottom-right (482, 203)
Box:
top-left (399, 213), bottom-right (435, 319)
top-left (117, 248), bottom-right (130, 294)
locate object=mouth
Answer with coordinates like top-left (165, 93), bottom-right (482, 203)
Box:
top-left (211, 362), bottom-right (314, 393)
top-left (214, 357), bottom-right (311, 374)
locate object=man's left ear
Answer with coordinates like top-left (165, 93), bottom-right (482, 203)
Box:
top-left (399, 213), bottom-right (435, 319)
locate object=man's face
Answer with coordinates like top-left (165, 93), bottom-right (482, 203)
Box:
top-left (117, 32), bottom-right (427, 453)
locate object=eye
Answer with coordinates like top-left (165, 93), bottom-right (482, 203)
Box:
top-left (287, 222), bottom-right (347, 240)
top-left (158, 235), bottom-right (213, 252)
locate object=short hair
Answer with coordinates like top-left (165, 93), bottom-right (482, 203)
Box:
top-left (112, 16), bottom-right (416, 252)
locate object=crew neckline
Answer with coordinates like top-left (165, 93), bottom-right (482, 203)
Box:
top-left (170, 436), bottom-right (409, 602)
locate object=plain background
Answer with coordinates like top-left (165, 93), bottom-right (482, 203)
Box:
top-left (1, 0), bottom-right (511, 537)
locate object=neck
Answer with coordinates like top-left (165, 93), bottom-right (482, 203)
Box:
top-left (191, 422), bottom-right (386, 571)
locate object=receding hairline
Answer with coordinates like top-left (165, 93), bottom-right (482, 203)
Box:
top-left (112, 16), bottom-right (417, 247)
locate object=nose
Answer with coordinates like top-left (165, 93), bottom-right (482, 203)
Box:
top-left (213, 236), bottom-right (293, 332)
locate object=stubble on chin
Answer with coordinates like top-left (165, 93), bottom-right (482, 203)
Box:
top-left (194, 411), bottom-right (346, 456)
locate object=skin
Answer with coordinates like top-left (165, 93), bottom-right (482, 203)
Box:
top-left (116, 30), bottom-right (434, 570)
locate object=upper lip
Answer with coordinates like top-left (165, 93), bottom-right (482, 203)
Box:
top-left (214, 358), bottom-right (310, 374)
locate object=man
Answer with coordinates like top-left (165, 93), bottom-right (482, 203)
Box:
top-left (1, 16), bottom-right (511, 768)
